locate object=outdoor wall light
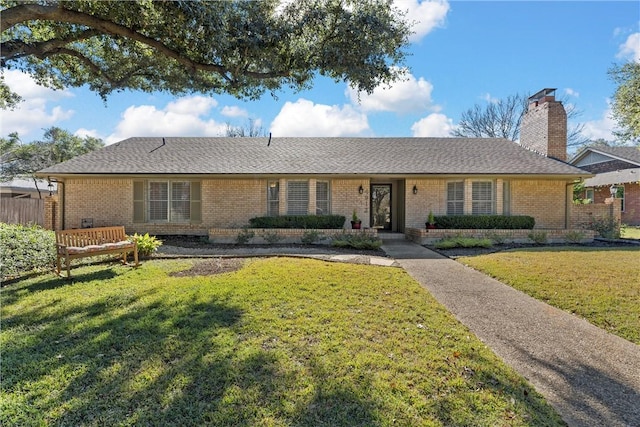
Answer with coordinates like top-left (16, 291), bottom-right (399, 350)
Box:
top-left (609, 184), bottom-right (618, 198)
top-left (358, 185), bottom-right (364, 195)
top-left (413, 185), bottom-right (418, 195)
top-left (47, 179), bottom-right (54, 196)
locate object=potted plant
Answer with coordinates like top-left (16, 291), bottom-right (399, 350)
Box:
top-left (426, 210), bottom-right (436, 230)
top-left (351, 209), bottom-right (362, 229)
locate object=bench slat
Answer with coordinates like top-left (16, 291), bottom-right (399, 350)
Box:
top-left (55, 226), bottom-right (138, 278)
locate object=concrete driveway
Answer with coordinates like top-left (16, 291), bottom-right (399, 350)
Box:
top-left (381, 239), bottom-right (640, 427)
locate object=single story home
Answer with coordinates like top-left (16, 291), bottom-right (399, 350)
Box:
top-left (570, 145), bottom-right (640, 225)
top-left (37, 89), bottom-right (591, 236)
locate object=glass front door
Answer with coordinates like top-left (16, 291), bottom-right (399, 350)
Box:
top-left (371, 184), bottom-right (391, 231)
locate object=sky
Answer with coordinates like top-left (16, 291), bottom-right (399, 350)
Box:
top-left (2, 1), bottom-right (639, 151)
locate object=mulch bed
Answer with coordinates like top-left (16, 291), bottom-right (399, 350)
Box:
top-left (169, 258), bottom-right (246, 277)
top-left (428, 239), bottom-right (639, 258)
top-left (159, 235), bottom-right (385, 257)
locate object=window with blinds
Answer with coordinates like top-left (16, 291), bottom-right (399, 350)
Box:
top-left (267, 181), bottom-right (279, 216)
top-left (287, 181), bottom-right (309, 215)
top-left (135, 180), bottom-right (200, 223)
top-left (171, 181), bottom-right (191, 222)
top-left (472, 181), bottom-right (494, 215)
top-left (447, 181), bottom-right (464, 215)
top-left (316, 181), bottom-right (330, 214)
top-left (149, 181), bottom-right (169, 221)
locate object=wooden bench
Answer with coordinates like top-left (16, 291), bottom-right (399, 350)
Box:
top-left (55, 226), bottom-right (139, 278)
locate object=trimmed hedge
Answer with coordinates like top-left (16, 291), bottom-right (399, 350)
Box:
top-left (249, 215), bottom-right (346, 229)
top-left (433, 215), bottom-right (535, 230)
top-left (1, 223), bottom-right (56, 282)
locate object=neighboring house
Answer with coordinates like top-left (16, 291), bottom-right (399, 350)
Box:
top-left (37, 89), bottom-right (591, 235)
top-left (0, 178), bottom-right (57, 199)
top-left (570, 146), bottom-right (640, 225)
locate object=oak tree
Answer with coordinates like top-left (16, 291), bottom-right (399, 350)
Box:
top-left (1, 0), bottom-right (411, 108)
top-left (609, 61), bottom-right (640, 144)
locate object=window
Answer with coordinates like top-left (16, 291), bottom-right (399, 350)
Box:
top-left (447, 181), bottom-right (464, 215)
top-left (503, 181), bottom-right (511, 215)
top-left (585, 188), bottom-right (594, 204)
top-left (149, 181), bottom-right (169, 221)
top-left (316, 181), bottom-right (330, 214)
top-left (268, 181), bottom-right (280, 216)
top-left (133, 180), bottom-right (200, 223)
top-left (472, 181), bottom-right (494, 215)
top-left (287, 181), bottom-right (309, 215)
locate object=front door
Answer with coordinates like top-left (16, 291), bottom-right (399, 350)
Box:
top-left (371, 184), bottom-right (391, 231)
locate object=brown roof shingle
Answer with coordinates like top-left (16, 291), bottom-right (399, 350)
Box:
top-left (39, 137), bottom-right (589, 176)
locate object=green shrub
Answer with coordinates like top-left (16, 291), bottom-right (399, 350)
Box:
top-left (486, 232), bottom-right (511, 245)
top-left (236, 227), bottom-right (255, 244)
top-left (130, 233), bottom-right (163, 256)
top-left (330, 233), bottom-right (382, 250)
top-left (564, 230), bottom-right (586, 244)
top-left (249, 215), bottom-right (345, 229)
top-left (528, 231), bottom-right (548, 245)
top-left (301, 230), bottom-right (324, 244)
top-left (434, 215), bottom-right (535, 230)
top-left (261, 230), bottom-right (283, 244)
top-left (585, 216), bottom-right (621, 239)
top-left (0, 223), bottom-right (56, 281)
top-left (434, 237), bottom-right (493, 249)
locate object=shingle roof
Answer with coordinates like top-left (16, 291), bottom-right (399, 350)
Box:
top-left (571, 145), bottom-right (640, 166)
top-left (39, 137), bottom-right (588, 176)
top-left (583, 168), bottom-right (640, 187)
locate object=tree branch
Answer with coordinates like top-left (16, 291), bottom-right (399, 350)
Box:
top-left (2, 3), bottom-right (290, 82)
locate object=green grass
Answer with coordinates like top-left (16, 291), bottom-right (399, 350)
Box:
top-left (1, 258), bottom-right (564, 426)
top-left (621, 225), bottom-right (640, 239)
top-left (460, 247), bottom-right (640, 344)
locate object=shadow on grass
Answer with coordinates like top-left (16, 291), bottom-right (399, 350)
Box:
top-left (1, 277), bottom-right (384, 426)
top-left (1, 269), bottom-right (119, 306)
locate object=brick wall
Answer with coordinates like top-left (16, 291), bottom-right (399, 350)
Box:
top-left (520, 99), bottom-right (567, 161)
top-left (622, 183), bottom-right (640, 225)
top-left (62, 177), bottom-right (373, 234)
top-left (510, 180), bottom-right (568, 229)
top-left (570, 200), bottom-right (622, 229)
top-left (62, 176), bottom-right (577, 234)
top-left (404, 178), bottom-right (569, 230)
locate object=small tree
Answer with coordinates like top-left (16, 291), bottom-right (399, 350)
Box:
top-left (1, 127), bottom-right (104, 197)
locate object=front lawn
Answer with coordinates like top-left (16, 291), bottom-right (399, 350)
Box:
top-left (460, 247), bottom-right (640, 344)
top-left (1, 258), bottom-right (564, 426)
top-left (621, 225), bottom-right (640, 239)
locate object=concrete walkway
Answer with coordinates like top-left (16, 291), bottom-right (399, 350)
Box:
top-left (381, 239), bottom-right (640, 427)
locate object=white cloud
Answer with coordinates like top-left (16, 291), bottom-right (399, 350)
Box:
top-left (564, 88), bottom-right (580, 98)
top-left (270, 98), bottom-right (370, 137)
top-left (397, 0), bottom-right (449, 43)
top-left (411, 113), bottom-right (454, 137)
top-left (106, 95), bottom-right (226, 144)
top-left (581, 106), bottom-right (616, 142)
top-left (347, 71), bottom-right (436, 114)
top-left (617, 32), bottom-right (640, 62)
top-left (482, 93), bottom-right (499, 104)
top-left (74, 128), bottom-right (101, 139)
top-left (1, 70), bottom-right (74, 137)
top-left (220, 106), bottom-right (249, 118)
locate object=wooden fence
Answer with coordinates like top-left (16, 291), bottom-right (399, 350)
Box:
top-left (0, 198), bottom-right (44, 226)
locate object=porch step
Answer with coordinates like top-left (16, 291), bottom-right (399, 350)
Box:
top-left (379, 232), bottom-right (407, 241)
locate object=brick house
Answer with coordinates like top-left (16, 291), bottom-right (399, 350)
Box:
top-left (570, 145), bottom-right (640, 225)
top-left (37, 89), bottom-right (591, 236)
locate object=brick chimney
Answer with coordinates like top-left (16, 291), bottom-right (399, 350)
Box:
top-left (520, 88), bottom-right (567, 161)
